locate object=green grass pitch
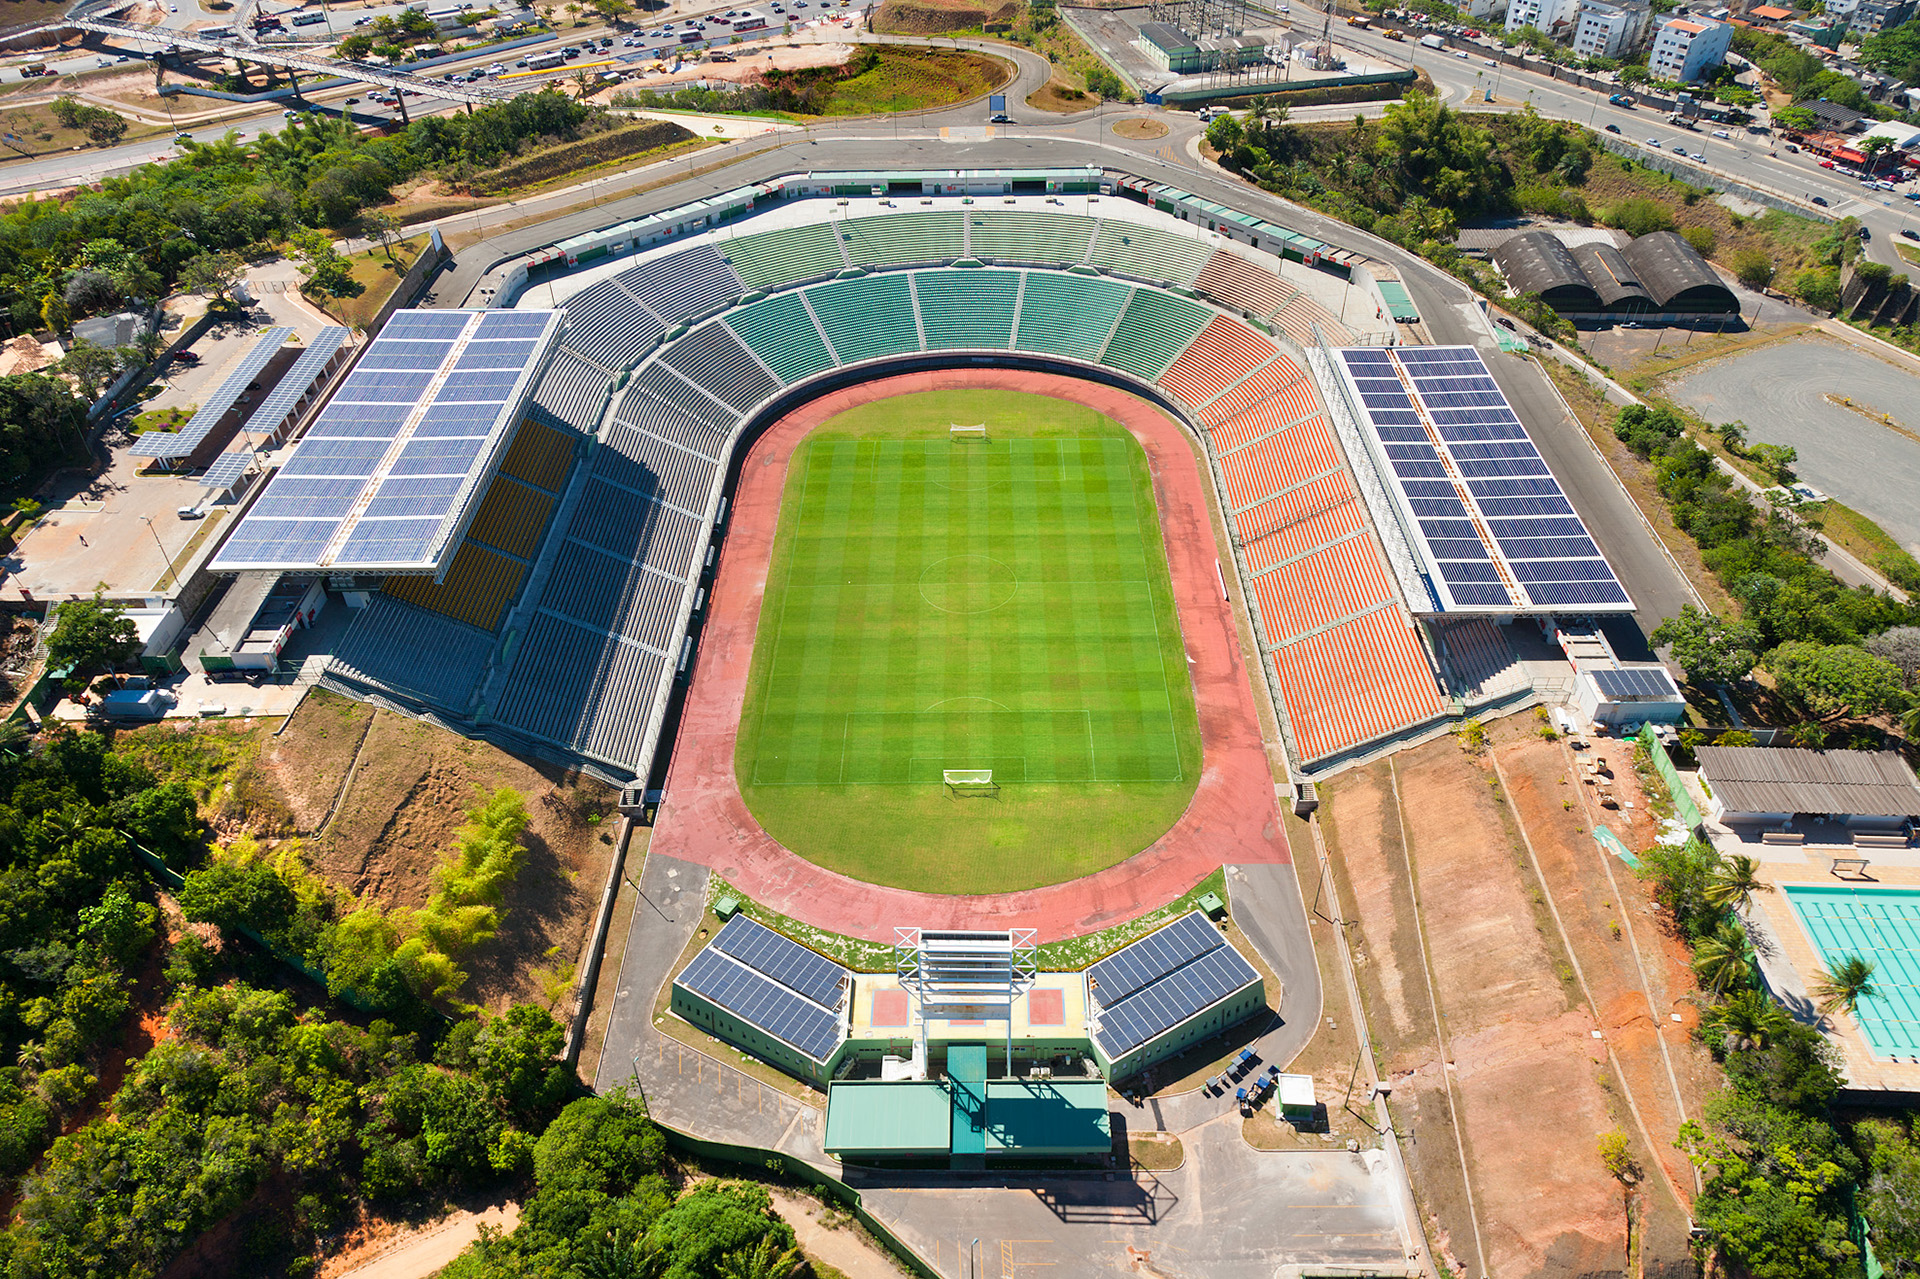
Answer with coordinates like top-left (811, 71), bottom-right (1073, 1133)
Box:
top-left (735, 389), bottom-right (1201, 895)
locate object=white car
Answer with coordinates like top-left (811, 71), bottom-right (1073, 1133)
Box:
top-left (1711, 129), bottom-right (1730, 138)
top-left (1646, 138), bottom-right (1661, 147)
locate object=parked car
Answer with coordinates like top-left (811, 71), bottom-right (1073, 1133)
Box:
top-left (1901, 227), bottom-right (1920, 240)
top-left (1711, 129), bottom-right (1730, 139)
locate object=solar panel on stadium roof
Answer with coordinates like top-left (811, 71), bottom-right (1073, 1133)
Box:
top-left (1428, 538), bottom-right (1489, 559)
top-left (198, 452), bottom-right (253, 489)
top-left (1498, 536), bottom-right (1599, 560)
top-left (130, 326), bottom-right (293, 460)
top-left (1489, 517), bottom-right (1587, 538)
top-left (1092, 946), bottom-right (1260, 1058)
top-left (1440, 561), bottom-right (1501, 584)
top-left (1088, 911), bottom-right (1223, 1005)
top-left (676, 948), bottom-right (842, 1061)
top-left (708, 916), bottom-right (847, 1007)
top-left (212, 309), bottom-right (564, 574)
top-left (1450, 582), bottom-right (1511, 606)
top-left (1590, 667), bottom-right (1678, 699)
top-left (1532, 580), bottom-right (1630, 606)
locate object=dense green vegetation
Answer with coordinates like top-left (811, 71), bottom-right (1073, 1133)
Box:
top-left (1611, 402), bottom-right (1919, 742)
top-left (0, 90), bottom-right (608, 337)
top-left (1634, 835), bottom-right (1920, 1277)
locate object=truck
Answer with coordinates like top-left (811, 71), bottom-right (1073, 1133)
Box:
top-left (1418, 32), bottom-right (1445, 48)
top-left (1383, 27), bottom-right (1405, 39)
top-left (1608, 92), bottom-right (1631, 106)
top-left (1346, 14), bottom-right (1370, 26)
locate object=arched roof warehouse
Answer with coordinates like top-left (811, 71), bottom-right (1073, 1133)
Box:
top-left (1619, 231), bottom-right (1739, 314)
top-left (1490, 231), bottom-right (1601, 311)
top-left (1570, 243), bottom-right (1655, 314)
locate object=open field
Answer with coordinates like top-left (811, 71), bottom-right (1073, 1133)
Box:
top-left (816, 46), bottom-right (1011, 115)
top-left (736, 389), bottom-right (1200, 894)
top-left (327, 236), bottom-right (425, 331)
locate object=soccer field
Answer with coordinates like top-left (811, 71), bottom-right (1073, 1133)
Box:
top-left (736, 389), bottom-right (1202, 894)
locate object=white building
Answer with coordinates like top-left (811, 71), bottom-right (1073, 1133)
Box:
top-left (1505, 0), bottom-right (1581, 36)
top-left (1649, 15), bottom-right (1731, 82)
top-left (1571, 0), bottom-right (1649, 59)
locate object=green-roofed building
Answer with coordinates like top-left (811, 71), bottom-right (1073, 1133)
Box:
top-left (824, 1068), bottom-right (1112, 1168)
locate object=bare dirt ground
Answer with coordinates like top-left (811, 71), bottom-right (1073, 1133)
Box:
top-left (769, 1188), bottom-right (912, 1279)
top-left (0, 613), bottom-right (41, 719)
top-left (1489, 719), bottom-right (1719, 1269)
top-left (275, 698), bottom-right (620, 1014)
top-left (1321, 737), bottom-right (1631, 1279)
top-left (625, 41), bottom-right (854, 91)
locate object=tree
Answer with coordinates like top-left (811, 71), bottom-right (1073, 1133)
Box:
top-left (55, 339), bottom-right (138, 400)
top-left (1637, 838), bottom-right (1722, 941)
top-left (1707, 988), bottom-right (1791, 1053)
top-left (1855, 1117), bottom-right (1920, 1270)
top-left (1746, 441), bottom-right (1797, 483)
top-left (719, 1236), bottom-right (807, 1279)
top-left (473, 1004), bottom-right (567, 1115)
top-left (177, 251), bottom-right (246, 303)
top-left (1772, 103), bottom-right (1817, 132)
top-left (592, 0), bottom-right (634, 21)
top-left (1732, 248), bottom-right (1775, 291)
top-left (361, 211), bottom-right (403, 263)
top-left (1692, 921), bottom-right (1756, 995)
top-left (1767, 641), bottom-right (1906, 723)
top-left (47, 590), bottom-right (141, 674)
top-left (1812, 954), bottom-right (1878, 1016)
top-left (62, 269), bottom-right (123, 317)
top-left (291, 228), bottom-right (361, 301)
top-left (1705, 854), bottom-right (1772, 915)
top-left (1866, 626), bottom-right (1920, 690)
top-left (1651, 605), bottom-right (1761, 686)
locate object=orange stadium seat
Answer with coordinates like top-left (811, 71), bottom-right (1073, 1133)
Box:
top-left (1156, 315), bottom-right (1278, 410)
top-left (1272, 608), bottom-right (1447, 763)
top-left (1199, 355), bottom-right (1309, 427)
top-left (1194, 249), bottom-right (1295, 322)
top-left (1232, 475), bottom-right (1365, 577)
top-left (1250, 536), bottom-right (1396, 644)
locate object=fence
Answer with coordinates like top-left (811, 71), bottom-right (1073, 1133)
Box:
top-left (654, 1125), bottom-right (941, 1279)
top-left (1637, 724), bottom-right (1704, 830)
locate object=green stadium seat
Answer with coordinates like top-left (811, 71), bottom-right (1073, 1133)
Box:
top-left (1088, 221), bottom-right (1214, 286)
top-left (720, 222), bottom-right (848, 291)
top-left (1101, 289), bottom-right (1213, 381)
top-left (725, 292), bottom-right (837, 384)
top-left (804, 273), bottom-right (921, 365)
top-left (914, 269), bottom-right (1019, 350)
top-left (1011, 271), bottom-right (1131, 361)
top-left (967, 209), bottom-right (1098, 266)
top-left (840, 210), bottom-right (965, 268)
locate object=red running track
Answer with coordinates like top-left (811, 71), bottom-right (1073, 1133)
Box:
top-left (649, 368), bottom-right (1288, 944)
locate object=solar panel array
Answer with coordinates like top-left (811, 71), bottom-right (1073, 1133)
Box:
top-left (675, 915), bottom-right (850, 1062)
top-left (211, 311), bottom-right (562, 574)
top-left (1589, 666), bottom-right (1679, 700)
top-left (132, 327), bottom-right (292, 460)
top-left (709, 915), bottom-right (848, 1007)
top-left (1336, 346), bottom-right (1631, 613)
top-left (1089, 910), bottom-right (1260, 1058)
top-left (676, 947), bottom-right (844, 1061)
top-left (243, 325), bottom-right (350, 433)
top-left (198, 451), bottom-right (254, 489)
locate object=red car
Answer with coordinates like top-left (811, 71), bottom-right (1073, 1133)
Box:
top-left (1819, 159), bottom-right (1835, 168)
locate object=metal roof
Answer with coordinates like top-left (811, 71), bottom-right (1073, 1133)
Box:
top-left (1490, 232), bottom-right (1601, 307)
top-left (1695, 746), bottom-right (1920, 819)
top-left (132, 327), bottom-right (291, 460)
top-left (1570, 242), bottom-right (1654, 310)
top-left (1141, 20), bottom-right (1197, 52)
top-left (198, 451), bottom-right (254, 489)
top-left (983, 1080), bottom-right (1111, 1153)
top-left (1618, 232), bottom-right (1737, 311)
top-left (823, 1082), bottom-right (952, 1153)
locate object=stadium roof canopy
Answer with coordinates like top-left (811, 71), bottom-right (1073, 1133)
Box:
top-left (210, 309), bottom-right (562, 577)
top-left (1331, 345), bottom-right (1633, 614)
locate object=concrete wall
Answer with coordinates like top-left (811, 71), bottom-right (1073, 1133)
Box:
top-left (1592, 134), bottom-right (1835, 222)
top-left (669, 983), bottom-right (831, 1083)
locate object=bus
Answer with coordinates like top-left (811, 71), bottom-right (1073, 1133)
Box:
top-left (526, 49), bottom-right (565, 69)
top-left (200, 24), bottom-right (235, 38)
top-left (292, 12), bottom-right (327, 25)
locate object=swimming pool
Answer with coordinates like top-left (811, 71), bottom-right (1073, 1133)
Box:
top-left (1783, 885), bottom-right (1920, 1058)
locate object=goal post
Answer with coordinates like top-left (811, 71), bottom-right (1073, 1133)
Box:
top-left (950, 423), bottom-right (988, 441)
top-left (943, 769), bottom-right (998, 796)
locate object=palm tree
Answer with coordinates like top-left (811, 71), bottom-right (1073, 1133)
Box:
top-left (1813, 954), bottom-right (1879, 1016)
top-left (575, 1231), bottom-right (666, 1279)
top-left (1691, 921), bottom-right (1755, 995)
top-left (719, 1237), bottom-right (807, 1279)
top-left (1705, 988), bottom-right (1790, 1052)
top-left (0, 718), bottom-right (31, 758)
top-left (1704, 854), bottom-right (1773, 915)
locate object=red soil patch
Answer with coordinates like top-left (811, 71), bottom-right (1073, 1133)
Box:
top-left (653, 368), bottom-right (1286, 943)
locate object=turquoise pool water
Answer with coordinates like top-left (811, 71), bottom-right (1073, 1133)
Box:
top-left (1783, 885), bottom-right (1920, 1058)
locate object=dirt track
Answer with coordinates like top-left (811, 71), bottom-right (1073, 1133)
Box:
top-left (650, 367), bottom-right (1287, 943)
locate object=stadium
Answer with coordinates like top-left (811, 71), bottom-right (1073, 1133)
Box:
top-left (201, 164), bottom-right (1636, 1162)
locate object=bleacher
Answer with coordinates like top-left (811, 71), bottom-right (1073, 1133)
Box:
top-left (492, 613), bottom-right (671, 768)
top-left (529, 348), bottom-right (616, 429)
top-left (720, 222), bottom-right (848, 291)
top-left (558, 278), bottom-right (665, 372)
top-left (1157, 316), bottom-right (1281, 412)
top-left (1194, 248), bottom-right (1295, 323)
top-left (384, 542), bottom-right (527, 632)
top-left (914, 269), bottom-right (1019, 350)
top-left (1100, 289), bottom-right (1213, 381)
top-left (839, 209), bottom-right (965, 268)
top-left (804, 272), bottom-right (921, 365)
top-left (1012, 272), bottom-right (1132, 361)
top-left (967, 209), bottom-right (1097, 266)
top-left (1428, 616), bottom-right (1527, 704)
top-left (326, 595), bottom-right (495, 713)
top-left (1088, 220), bottom-right (1213, 286)
top-left (658, 321), bottom-right (781, 412)
top-left (615, 243), bottom-right (742, 326)
top-left (1272, 608), bottom-right (1446, 765)
top-left (725, 292), bottom-right (837, 383)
